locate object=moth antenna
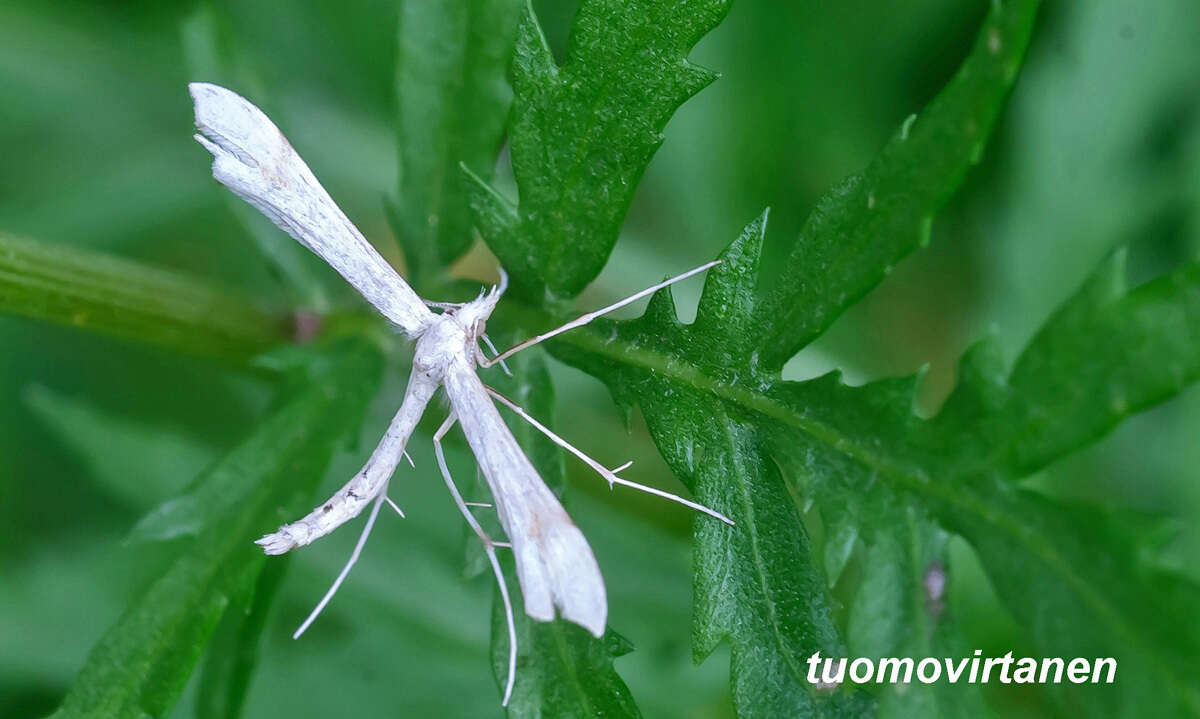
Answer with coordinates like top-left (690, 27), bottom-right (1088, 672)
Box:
top-left (482, 260), bottom-right (721, 366)
top-left (494, 267), bottom-right (509, 298)
top-left (485, 386), bottom-right (735, 526)
top-left (403, 450), bottom-right (415, 468)
top-left (293, 486), bottom-right (389, 640)
top-left (433, 414), bottom-right (518, 706)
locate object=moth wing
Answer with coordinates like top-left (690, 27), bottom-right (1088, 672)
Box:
top-left (257, 365), bottom-right (439, 554)
top-left (189, 82), bottom-right (432, 335)
top-left (443, 360), bottom-right (606, 637)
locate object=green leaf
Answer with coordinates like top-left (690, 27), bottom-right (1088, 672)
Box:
top-left (466, 0), bottom-right (732, 302)
top-left (550, 218), bottom-right (871, 718)
top-left (753, 0), bottom-right (1041, 370)
top-left (945, 251), bottom-right (1200, 477)
top-left (23, 384), bottom-right (216, 510)
top-left (924, 252), bottom-right (1200, 716)
top-left (532, 0), bottom-right (1045, 712)
top-left (466, 344), bottom-right (640, 716)
top-left (468, 2), bottom-right (1047, 713)
top-left (493, 603), bottom-right (641, 719)
top-left (513, 1), bottom-right (1198, 713)
top-left (49, 337), bottom-right (383, 719)
top-left (0, 233), bottom-right (285, 362)
top-left (195, 557), bottom-right (291, 719)
top-left (551, 213), bottom-right (1200, 718)
top-left (754, 246), bottom-right (1200, 716)
top-left (943, 478), bottom-right (1200, 717)
top-left (839, 507), bottom-right (986, 719)
top-left (391, 0), bottom-right (523, 289)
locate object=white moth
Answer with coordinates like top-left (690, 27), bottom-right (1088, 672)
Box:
top-left (190, 82), bottom-right (732, 705)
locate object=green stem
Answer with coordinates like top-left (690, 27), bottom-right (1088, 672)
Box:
top-left (0, 233), bottom-right (286, 361)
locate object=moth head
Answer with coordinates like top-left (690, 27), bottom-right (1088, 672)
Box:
top-left (453, 269), bottom-right (508, 340)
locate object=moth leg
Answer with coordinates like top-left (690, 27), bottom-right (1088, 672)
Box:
top-left (433, 413), bottom-right (518, 707)
top-left (383, 495), bottom-right (406, 519)
top-left (477, 333), bottom-right (513, 377)
top-left (480, 260), bottom-right (720, 367)
top-left (293, 485), bottom-right (389, 640)
top-left (485, 385), bottom-right (735, 526)
top-left (387, 453), bottom-right (414, 516)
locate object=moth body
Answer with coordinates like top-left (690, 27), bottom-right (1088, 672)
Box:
top-left (412, 291), bottom-right (608, 636)
top-left (191, 82), bottom-right (724, 702)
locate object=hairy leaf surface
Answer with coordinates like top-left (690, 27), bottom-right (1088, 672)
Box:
top-left (548, 212), bottom-right (1200, 717)
top-left (466, 0), bottom-right (732, 302)
top-left (483, 0), bottom-right (1200, 714)
top-left (481, 1), bottom-right (1053, 716)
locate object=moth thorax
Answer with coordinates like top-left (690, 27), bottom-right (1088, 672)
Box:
top-left (411, 315), bottom-right (468, 378)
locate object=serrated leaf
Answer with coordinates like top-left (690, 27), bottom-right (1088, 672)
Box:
top-left (553, 210), bottom-right (1200, 718)
top-left (520, 1), bottom-right (1200, 713)
top-left (551, 218), bottom-right (872, 718)
top-left (391, 0), bottom-right (523, 288)
top-left (943, 477), bottom-right (1200, 717)
top-left (48, 338), bottom-right (382, 719)
top-left (951, 251), bottom-right (1200, 476)
top-left (466, 0), bottom-right (732, 302)
top-left (524, 2), bottom-right (1045, 714)
top-left (493, 598), bottom-right (641, 719)
top-left (753, 0), bottom-right (1042, 370)
top-left (840, 508), bottom-right (986, 719)
top-left (764, 245), bottom-right (1200, 715)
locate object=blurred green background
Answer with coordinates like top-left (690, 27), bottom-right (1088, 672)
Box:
top-left (1, 0), bottom-right (1198, 717)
